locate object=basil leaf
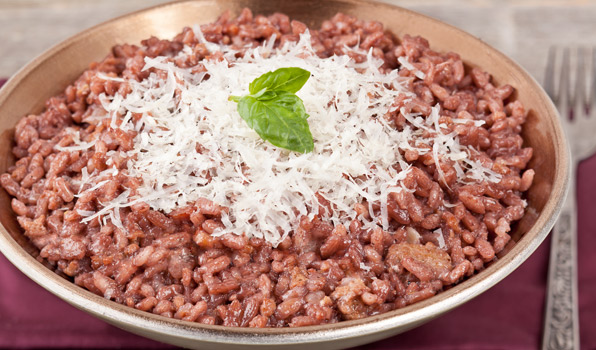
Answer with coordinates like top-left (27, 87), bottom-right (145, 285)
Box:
top-left (237, 96), bottom-right (314, 153)
top-left (231, 67), bottom-right (314, 153)
top-left (249, 67), bottom-right (310, 95)
top-left (268, 92), bottom-right (309, 119)
top-left (236, 95), bottom-right (258, 127)
top-left (254, 90), bottom-right (279, 101)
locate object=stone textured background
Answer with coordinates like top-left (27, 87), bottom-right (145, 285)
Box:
top-left (1, 0), bottom-right (596, 82)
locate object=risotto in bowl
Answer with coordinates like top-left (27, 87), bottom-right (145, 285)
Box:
top-left (0, 0), bottom-right (569, 349)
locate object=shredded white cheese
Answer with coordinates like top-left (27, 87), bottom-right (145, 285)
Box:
top-left (359, 262), bottom-right (372, 272)
top-left (397, 56), bottom-right (426, 80)
top-left (75, 31), bottom-right (500, 246)
top-left (55, 130), bottom-right (97, 152)
top-left (434, 228), bottom-right (446, 250)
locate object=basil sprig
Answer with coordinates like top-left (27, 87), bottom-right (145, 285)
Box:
top-left (229, 67), bottom-right (314, 153)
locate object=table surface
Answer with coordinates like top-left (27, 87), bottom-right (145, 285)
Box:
top-left (1, 1), bottom-right (596, 349)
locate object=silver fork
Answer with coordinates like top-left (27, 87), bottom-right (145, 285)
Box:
top-left (542, 47), bottom-right (596, 350)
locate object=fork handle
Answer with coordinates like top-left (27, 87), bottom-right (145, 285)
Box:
top-left (542, 172), bottom-right (580, 350)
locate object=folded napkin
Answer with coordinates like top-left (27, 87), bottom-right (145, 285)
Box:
top-left (0, 77), bottom-right (594, 349)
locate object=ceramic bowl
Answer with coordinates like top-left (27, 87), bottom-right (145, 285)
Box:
top-left (0, 0), bottom-right (569, 349)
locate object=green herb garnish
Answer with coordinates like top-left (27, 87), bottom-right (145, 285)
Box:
top-left (229, 67), bottom-right (314, 153)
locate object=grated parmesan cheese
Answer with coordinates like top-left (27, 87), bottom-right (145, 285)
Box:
top-left (434, 228), bottom-right (446, 250)
top-left (76, 31), bottom-right (501, 246)
top-left (397, 56), bottom-right (426, 80)
top-left (55, 130), bottom-right (97, 152)
top-left (359, 262), bottom-right (372, 272)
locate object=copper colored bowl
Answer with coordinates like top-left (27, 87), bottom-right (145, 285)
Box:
top-left (0, 0), bottom-right (569, 349)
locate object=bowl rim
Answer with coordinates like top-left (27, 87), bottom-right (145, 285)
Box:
top-left (0, 0), bottom-right (570, 346)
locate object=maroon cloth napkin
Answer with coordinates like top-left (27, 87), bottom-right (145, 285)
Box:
top-left (0, 77), bottom-right (594, 349)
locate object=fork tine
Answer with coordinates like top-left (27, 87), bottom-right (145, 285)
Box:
top-left (559, 48), bottom-right (571, 117)
top-left (591, 47), bottom-right (596, 109)
top-left (573, 48), bottom-right (587, 116)
top-left (544, 46), bottom-right (558, 102)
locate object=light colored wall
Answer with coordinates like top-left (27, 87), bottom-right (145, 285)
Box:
top-left (1, 0), bottom-right (595, 81)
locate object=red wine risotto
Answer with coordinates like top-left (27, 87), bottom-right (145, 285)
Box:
top-left (1, 9), bottom-right (534, 327)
